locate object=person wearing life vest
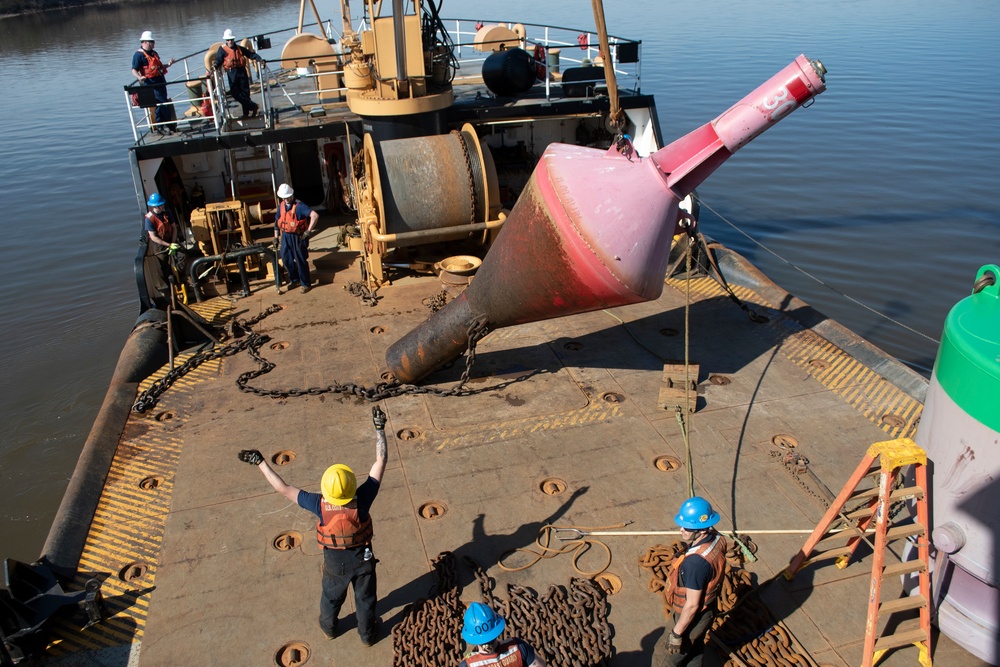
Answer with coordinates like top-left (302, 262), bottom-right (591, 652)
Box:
top-left (274, 183), bottom-right (319, 293)
top-left (131, 30), bottom-right (177, 132)
top-left (458, 603), bottom-right (546, 667)
top-left (143, 192), bottom-right (184, 265)
top-left (239, 406), bottom-right (388, 645)
top-left (214, 29), bottom-right (265, 119)
top-left (653, 496), bottom-right (727, 667)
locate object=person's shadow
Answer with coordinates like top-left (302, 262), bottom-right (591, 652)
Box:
top-left (380, 486), bottom-right (589, 629)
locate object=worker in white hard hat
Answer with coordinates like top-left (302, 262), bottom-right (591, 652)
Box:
top-left (274, 183), bottom-right (319, 293)
top-left (653, 496), bottom-right (728, 667)
top-left (213, 29), bottom-right (265, 119)
top-left (239, 406), bottom-right (389, 645)
top-left (131, 30), bottom-right (177, 133)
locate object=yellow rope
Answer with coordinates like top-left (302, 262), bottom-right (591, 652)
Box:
top-left (497, 523), bottom-right (626, 577)
top-left (681, 240), bottom-right (695, 497)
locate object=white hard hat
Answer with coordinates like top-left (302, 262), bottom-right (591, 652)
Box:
top-left (223, 29), bottom-right (235, 40)
top-left (277, 184), bottom-right (294, 199)
top-left (140, 30), bottom-right (154, 42)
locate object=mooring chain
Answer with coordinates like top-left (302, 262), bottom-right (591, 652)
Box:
top-left (237, 318), bottom-right (492, 401)
top-left (769, 449), bottom-right (831, 510)
top-left (131, 305), bottom-right (283, 413)
top-left (346, 280), bottom-right (381, 307)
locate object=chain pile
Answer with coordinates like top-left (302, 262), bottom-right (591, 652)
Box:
top-left (640, 538), bottom-right (816, 666)
top-left (391, 552), bottom-right (613, 667)
top-left (390, 552), bottom-right (465, 666)
top-left (346, 280), bottom-right (380, 306)
top-left (423, 289), bottom-right (450, 312)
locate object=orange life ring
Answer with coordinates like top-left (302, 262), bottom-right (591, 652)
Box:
top-left (533, 44), bottom-right (546, 81)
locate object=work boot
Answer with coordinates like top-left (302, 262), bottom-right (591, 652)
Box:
top-left (360, 619), bottom-right (380, 646)
top-left (319, 616), bottom-right (337, 640)
top-left (300, 284), bottom-right (311, 294)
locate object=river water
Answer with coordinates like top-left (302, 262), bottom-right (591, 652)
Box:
top-left (1, 0), bottom-right (997, 563)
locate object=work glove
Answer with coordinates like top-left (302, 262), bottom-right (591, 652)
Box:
top-left (238, 449), bottom-right (264, 465)
top-left (666, 631), bottom-right (683, 654)
top-left (372, 406), bottom-right (386, 430)
top-left (168, 242), bottom-right (180, 256)
top-left (302, 229), bottom-right (314, 240)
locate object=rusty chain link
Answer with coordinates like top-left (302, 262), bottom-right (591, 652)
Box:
top-left (346, 280), bottom-right (380, 307)
top-left (391, 552), bottom-right (613, 667)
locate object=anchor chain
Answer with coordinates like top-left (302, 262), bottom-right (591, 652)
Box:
top-left (390, 552), bottom-right (614, 667)
top-left (131, 305), bottom-right (283, 413)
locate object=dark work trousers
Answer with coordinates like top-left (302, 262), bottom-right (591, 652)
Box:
top-left (226, 67), bottom-right (258, 117)
top-left (279, 232), bottom-right (310, 287)
top-left (319, 545), bottom-right (378, 641)
top-left (144, 76), bottom-right (176, 126)
top-left (652, 607), bottom-right (714, 667)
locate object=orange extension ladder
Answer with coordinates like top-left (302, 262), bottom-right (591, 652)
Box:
top-left (783, 437), bottom-right (932, 667)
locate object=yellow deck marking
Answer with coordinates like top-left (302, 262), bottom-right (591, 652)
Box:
top-left (664, 276), bottom-right (923, 439)
top-left (46, 297), bottom-right (233, 658)
top-left (436, 402), bottom-right (624, 450)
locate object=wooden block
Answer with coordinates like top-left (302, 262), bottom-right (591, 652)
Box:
top-left (658, 362), bottom-right (699, 412)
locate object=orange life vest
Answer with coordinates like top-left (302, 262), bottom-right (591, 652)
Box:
top-left (665, 532), bottom-right (727, 613)
top-left (138, 49), bottom-right (167, 78)
top-left (316, 499), bottom-right (373, 549)
top-left (146, 211), bottom-right (173, 242)
top-left (222, 44), bottom-right (247, 70)
top-left (463, 639), bottom-right (529, 667)
top-left (277, 200), bottom-right (309, 234)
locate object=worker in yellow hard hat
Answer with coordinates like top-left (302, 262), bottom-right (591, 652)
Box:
top-left (239, 406), bottom-right (389, 645)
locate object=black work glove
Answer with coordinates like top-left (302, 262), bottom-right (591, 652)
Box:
top-left (372, 406), bottom-right (386, 430)
top-left (239, 449), bottom-right (264, 465)
top-left (666, 631), bottom-right (683, 654)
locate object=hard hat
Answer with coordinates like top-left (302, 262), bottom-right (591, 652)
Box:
top-left (462, 602), bottom-right (505, 645)
top-left (147, 193), bottom-right (166, 207)
top-left (140, 30), bottom-right (154, 42)
top-left (320, 464), bottom-right (357, 506)
top-left (675, 496), bottom-right (720, 529)
top-left (223, 29), bottom-right (235, 40)
top-left (277, 183), bottom-right (294, 199)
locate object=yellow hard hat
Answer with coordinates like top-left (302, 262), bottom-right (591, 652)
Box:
top-left (321, 464), bottom-right (357, 505)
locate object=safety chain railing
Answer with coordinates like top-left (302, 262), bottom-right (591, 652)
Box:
top-left (390, 551), bottom-right (613, 667)
top-left (640, 540), bottom-right (821, 667)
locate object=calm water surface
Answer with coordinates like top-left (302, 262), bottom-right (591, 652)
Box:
top-left (0, 0), bottom-right (998, 561)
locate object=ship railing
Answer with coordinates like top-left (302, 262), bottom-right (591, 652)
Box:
top-left (445, 18), bottom-right (642, 99)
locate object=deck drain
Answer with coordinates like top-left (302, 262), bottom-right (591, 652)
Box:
top-left (397, 428), bottom-right (422, 441)
top-left (660, 328), bottom-right (678, 337)
top-left (881, 413), bottom-right (906, 429)
top-left (594, 572), bottom-right (622, 595)
top-left (653, 455), bottom-right (681, 472)
top-left (275, 641), bottom-right (310, 667)
top-left (563, 341), bottom-right (583, 351)
top-left (708, 374), bottom-right (731, 386)
top-left (272, 531), bottom-right (303, 551)
top-left (154, 410), bottom-right (176, 422)
top-left (138, 476), bottom-right (163, 490)
top-left (370, 325), bottom-right (386, 334)
top-left (272, 450), bottom-right (296, 465)
top-left (118, 561), bottom-right (149, 583)
top-left (539, 478), bottom-right (568, 495)
top-left (601, 392), bottom-right (623, 403)
top-left (772, 434), bottom-right (799, 449)
top-left (270, 341), bottom-right (290, 351)
top-left (418, 502), bottom-right (447, 520)
top-left (807, 358), bottom-right (830, 370)
top-left (380, 371), bottom-right (395, 382)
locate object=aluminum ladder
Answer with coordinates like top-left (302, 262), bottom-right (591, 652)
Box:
top-left (784, 437), bottom-right (932, 667)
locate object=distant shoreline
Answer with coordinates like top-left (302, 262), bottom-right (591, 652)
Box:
top-left (1, 0), bottom-right (136, 20)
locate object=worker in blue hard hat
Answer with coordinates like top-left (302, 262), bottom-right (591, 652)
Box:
top-left (143, 192), bottom-right (186, 292)
top-left (653, 496), bottom-right (728, 667)
top-left (458, 602), bottom-right (546, 667)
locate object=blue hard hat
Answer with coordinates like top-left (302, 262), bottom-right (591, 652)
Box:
top-left (675, 496), bottom-right (720, 529)
top-left (462, 602), bottom-right (505, 645)
top-left (147, 193), bottom-right (166, 207)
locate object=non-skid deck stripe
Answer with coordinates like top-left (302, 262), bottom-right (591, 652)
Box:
top-left (45, 296), bottom-right (233, 658)
top-left (664, 276), bottom-right (923, 439)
